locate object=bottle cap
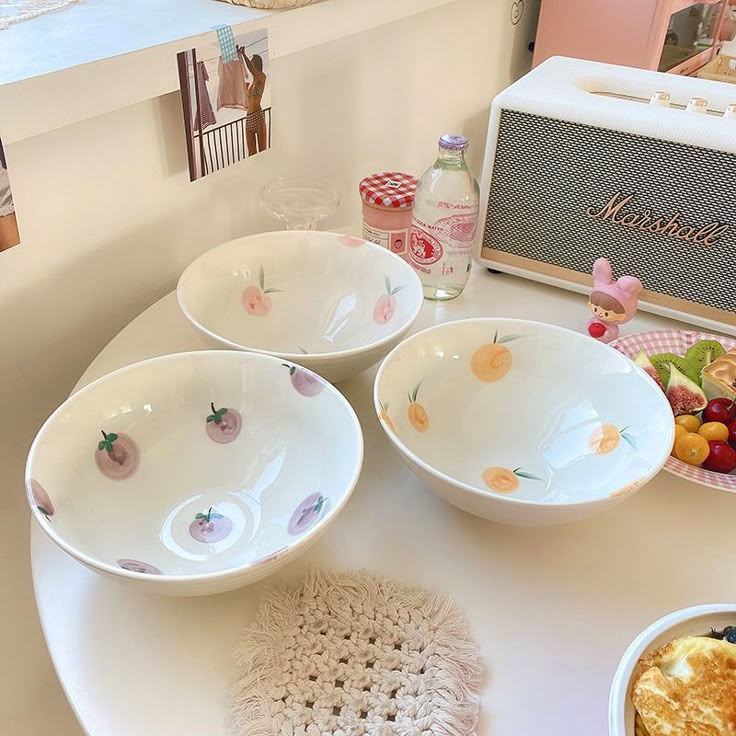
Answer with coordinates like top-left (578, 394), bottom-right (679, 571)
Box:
top-left (439, 134), bottom-right (469, 151)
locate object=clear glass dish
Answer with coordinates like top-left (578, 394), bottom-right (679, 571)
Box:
top-left (260, 177), bottom-right (341, 230)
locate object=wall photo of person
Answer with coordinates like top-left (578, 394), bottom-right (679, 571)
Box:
top-left (0, 137), bottom-right (20, 252)
top-left (177, 27), bottom-right (271, 182)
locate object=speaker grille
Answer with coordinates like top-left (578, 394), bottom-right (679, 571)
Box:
top-left (483, 109), bottom-right (735, 314)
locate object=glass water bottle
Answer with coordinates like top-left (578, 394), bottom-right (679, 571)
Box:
top-left (409, 135), bottom-right (480, 300)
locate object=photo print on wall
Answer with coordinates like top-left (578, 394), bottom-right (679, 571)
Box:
top-left (177, 26), bottom-right (271, 182)
top-left (0, 137), bottom-right (19, 252)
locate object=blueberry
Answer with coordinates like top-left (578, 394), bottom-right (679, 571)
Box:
top-left (725, 627), bottom-right (736, 644)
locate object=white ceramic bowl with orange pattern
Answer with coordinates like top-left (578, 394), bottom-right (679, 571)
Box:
top-left (374, 318), bottom-right (674, 526)
top-left (26, 350), bottom-right (363, 595)
top-left (177, 231), bottom-right (424, 384)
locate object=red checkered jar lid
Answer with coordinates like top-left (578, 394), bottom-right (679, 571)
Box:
top-left (359, 172), bottom-right (418, 209)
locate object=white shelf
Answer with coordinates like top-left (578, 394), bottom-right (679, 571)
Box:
top-left (0, 0), bottom-right (454, 143)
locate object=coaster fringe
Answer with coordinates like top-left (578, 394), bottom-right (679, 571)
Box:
top-left (230, 568), bottom-right (483, 735)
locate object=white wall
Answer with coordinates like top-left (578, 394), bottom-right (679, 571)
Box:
top-left (0, 1), bottom-right (538, 732)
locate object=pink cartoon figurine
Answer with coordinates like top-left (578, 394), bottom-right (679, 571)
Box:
top-left (586, 257), bottom-right (642, 344)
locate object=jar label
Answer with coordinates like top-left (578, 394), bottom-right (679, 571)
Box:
top-left (363, 223), bottom-right (409, 256)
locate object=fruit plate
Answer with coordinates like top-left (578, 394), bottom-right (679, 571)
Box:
top-left (611, 329), bottom-right (736, 493)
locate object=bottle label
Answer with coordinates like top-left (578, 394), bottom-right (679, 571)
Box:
top-left (409, 223), bottom-right (444, 269)
top-left (433, 212), bottom-right (478, 244)
top-left (409, 207), bottom-right (479, 274)
top-left (363, 223), bottom-right (409, 256)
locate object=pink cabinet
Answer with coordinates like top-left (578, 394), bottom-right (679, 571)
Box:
top-left (533, 0), bottom-right (730, 76)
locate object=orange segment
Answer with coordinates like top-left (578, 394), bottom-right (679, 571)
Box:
top-left (379, 410), bottom-right (396, 435)
top-left (471, 343), bottom-right (512, 382)
top-left (589, 424), bottom-right (621, 454)
top-left (609, 479), bottom-right (645, 498)
top-left (408, 402), bottom-right (429, 432)
top-left (481, 467), bottom-right (519, 493)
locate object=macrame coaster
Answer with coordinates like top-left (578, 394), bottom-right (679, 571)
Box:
top-left (231, 569), bottom-right (483, 736)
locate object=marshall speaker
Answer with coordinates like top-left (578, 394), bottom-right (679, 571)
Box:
top-left (475, 56), bottom-right (736, 335)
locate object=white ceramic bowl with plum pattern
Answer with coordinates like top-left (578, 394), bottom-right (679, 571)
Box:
top-left (374, 318), bottom-right (674, 526)
top-left (177, 231), bottom-right (424, 383)
top-left (26, 351), bottom-right (363, 595)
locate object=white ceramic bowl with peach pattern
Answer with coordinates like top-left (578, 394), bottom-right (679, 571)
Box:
top-left (26, 351), bottom-right (363, 595)
top-left (177, 231), bottom-right (424, 383)
top-left (374, 318), bottom-right (674, 526)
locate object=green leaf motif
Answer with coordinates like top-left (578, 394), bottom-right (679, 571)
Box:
top-left (410, 381), bottom-right (423, 403)
top-left (107, 433), bottom-right (118, 443)
top-left (390, 285), bottom-right (405, 296)
top-left (622, 433), bottom-right (637, 450)
top-left (258, 265), bottom-right (265, 290)
top-left (385, 275), bottom-right (391, 295)
top-left (207, 407), bottom-right (227, 424)
top-left (263, 288), bottom-right (283, 294)
top-left (514, 470), bottom-right (543, 481)
top-left (37, 505), bottom-right (50, 517)
top-left (98, 440), bottom-right (106, 451)
top-left (497, 335), bottom-right (522, 344)
top-left (315, 496), bottom-right (325, 514)
top-left (195, 513), bottom-right (207, 519)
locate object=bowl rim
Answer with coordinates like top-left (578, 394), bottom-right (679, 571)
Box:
top-left (373, 317), bottom-right (675, 509)
top-left (25, 349), bottom-right (365, 584)
top-left (176, 230), bottom-right (424, 362)
top-left (608, 603), bottom-right (736, 736)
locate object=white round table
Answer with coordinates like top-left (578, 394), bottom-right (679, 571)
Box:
top-left (31, 267), bottom-right (736, 736)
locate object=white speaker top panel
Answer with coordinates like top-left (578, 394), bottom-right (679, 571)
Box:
top-left (492, 56), bottom-right (736, 155)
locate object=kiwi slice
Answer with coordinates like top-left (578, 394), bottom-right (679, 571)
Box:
top-left (650, 353), bottom-right (701, 386)
top-left (685, 339), bottom-right (725, 376)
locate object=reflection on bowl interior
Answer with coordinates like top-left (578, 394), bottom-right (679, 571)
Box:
top-left (27, 352), bottom-right (362, 577)
top-left (178, 232), bottom-right (423, 356)
top-left (377, 320), bottom-right (672, 504)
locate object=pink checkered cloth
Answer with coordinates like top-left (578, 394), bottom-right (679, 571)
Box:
top-left (612, 329), bottom-right (736, 493)
top-left (359, 172), bottom-right (417, 209)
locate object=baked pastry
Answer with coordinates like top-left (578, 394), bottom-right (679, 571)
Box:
top-left (702, 348), bottom-right (736, 401)
top-left (632, 635), bottom-right (736, 736)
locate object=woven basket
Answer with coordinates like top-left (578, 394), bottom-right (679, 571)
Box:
top-left (215, 0), bottom-right (318, 9)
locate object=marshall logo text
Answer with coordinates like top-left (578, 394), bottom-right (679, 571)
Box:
top-left (586, 192), bottom-right (729, 247)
